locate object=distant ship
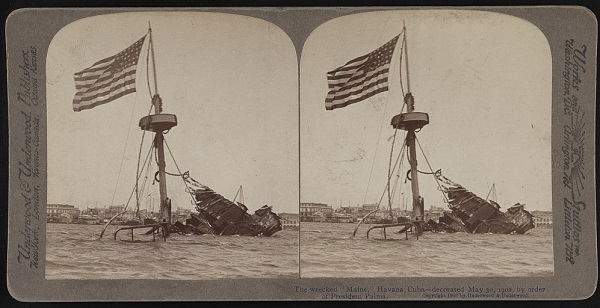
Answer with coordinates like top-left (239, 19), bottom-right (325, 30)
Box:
top-left (77, 215), bottom-right (101, 225)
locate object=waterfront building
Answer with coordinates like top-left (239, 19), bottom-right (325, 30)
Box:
top-left (373, 209), bottom-right (390, 220)
top-left (137, 209), bottom-right (158, 220)
top-left (47, 204), bottom-right (81, 223)
top-left (311, 211), bottom-right (326, 222)
top-left (278, 212), bottom-right (299, 230)
top-left (424, 205), bottom-right (445, 221)
top-left (300, 202), bottom-right (333, 221)
top-left (531, 210), bottom-right (552, 228)
top-left (361, 203), bottom-right (378, 211)
top-left (332, 207), bottom-right (358, 223)
top-left (352, 203), bottom-right (376, 219)
top-left (393, 208), bottom-right (411, 218)
top-left (172, 207), bottom-right (192, 223)
top-left (331, 212), bottom-right (354, 223)
top-left (336, 206), bottom-right (354, 215)
top-left (81, 207), bottom-right (107, 218)
top-left (107, 205), bottom-right (125, 218)
top-left (340, 206), bottom-right (363, 220)
top-left (104, 205), bottom-right (134, 221)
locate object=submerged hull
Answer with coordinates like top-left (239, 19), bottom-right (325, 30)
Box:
top-left (433, 174), bottom-right (535, 234)
top-left (177, 176), bottom-right (282, 236)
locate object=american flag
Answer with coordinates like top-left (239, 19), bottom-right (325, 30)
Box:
top-left (72, 35), bottom-right (147, 112)
top-left (325, 35), bottom-right (399, 111)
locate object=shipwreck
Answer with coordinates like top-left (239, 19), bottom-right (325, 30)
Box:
top-left (175, 177), bottom-right (283, 237)
top-left (90, 26), bottom-right (282, 242)
top-left (332, 25), bottom-right (536, 239)
top-left (428, 175), bottom-right (535, 234)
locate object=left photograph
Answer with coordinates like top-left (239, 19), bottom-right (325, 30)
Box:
top-left (46, 12), bottom-right (299, 279)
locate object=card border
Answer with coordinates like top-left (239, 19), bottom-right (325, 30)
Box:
top-left (5, 6), bottom-right (598, 301)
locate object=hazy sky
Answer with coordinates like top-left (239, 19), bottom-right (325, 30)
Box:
top-left (46, 10), bottom-right (553, 215)
top-left (47, 12), bottom-right (298, 213)
top-left (300, 10), bottom-right (552, 211)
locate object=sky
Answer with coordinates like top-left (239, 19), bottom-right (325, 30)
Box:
top-left (46, 12), bottom-right (299, 214)
top-left (46, 10), bottom-right (553, 216)
top-left (300, 10), bottom-right (552, 212)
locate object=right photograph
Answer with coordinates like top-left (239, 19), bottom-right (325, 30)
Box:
top-left (300, 10), bottom-right (553, 277)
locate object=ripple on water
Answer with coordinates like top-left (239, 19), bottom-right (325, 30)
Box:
top-left (300, 222), bottom-right (553, 278)
top-left (46, 224), bottom-right (298, 279)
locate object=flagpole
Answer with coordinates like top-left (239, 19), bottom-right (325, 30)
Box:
top-left (139, 21), bottom-right (177, 237)
top-left (390, 22), bottom-right (428, 236)
top-left (149, 23), bottom-right (159, 97)
top-left (403, 22), bottom-right (411, 93)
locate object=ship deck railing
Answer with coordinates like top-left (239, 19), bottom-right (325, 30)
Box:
top-left (114, 223), bottom-right (167, 242)
top-left (366, 222), bottom-right (418, 240)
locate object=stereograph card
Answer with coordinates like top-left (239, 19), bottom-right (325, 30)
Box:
top-left (5, 7), bottom-right (597, 301)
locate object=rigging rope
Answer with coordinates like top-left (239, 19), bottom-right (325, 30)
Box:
top-left (361, 93), bottom-right (391, 206)
top-left (135, 103), bottom-right (155, 216)
top-left (163, 137), bottom-right (197, 204)
top-left (375, 138), bottom-right (407, 210)
top-left (165, 170), bottom-right (188, 177)
top-left (113, 150), bottom-right (152, 232)
top-left (389, 132), bottom-right (407, 207)
top-left (99, 141), bottom-right (155, 238)
top-left (394, 131), bottom-right (406, 210)
top-left (134, 148), bottom-right (154, 218)
top-left (154, 170), bottom-right (190, 182)
top-left (109, 86), bottom-right (142, 209)
top-left (145, 31), bottom-right (153, 99)
top-left (121, 143), bottom-right (155, 212)
top-left (406, 168), bottom-right (442, 181)
top-left (360, 28), bottom-right (408, 209)
top-left (398, 31), bottom-right (406, 98)
top-left (387, 129), bottom-right (398, 211)
top-left (352, 138), bottom-right (406, 236)
top-left (415, 136), bottom-right (449, 204)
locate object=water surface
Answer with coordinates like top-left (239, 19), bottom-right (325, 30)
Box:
top-left (46, 223), bottom-right (299, 279)
top-left (300, 222), bottom-right (553, 277)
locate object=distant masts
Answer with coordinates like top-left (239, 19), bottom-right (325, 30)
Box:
top-left (233, 185), bottom-right (245, 204)
top-left (486, 183), bottom-right (497, 203)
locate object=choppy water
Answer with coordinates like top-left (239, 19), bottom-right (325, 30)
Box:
top-left (47, 222), bottom-right (553, 279)
top-left (300, 222), bottom-right (553, 277)
top-left (46, 224), bottom-right (298, 279)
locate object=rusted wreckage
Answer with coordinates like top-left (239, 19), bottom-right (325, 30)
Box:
top-left (169, 176), bottom-right (282, 236)
top-left (427, 174), bottom-right (535, 234)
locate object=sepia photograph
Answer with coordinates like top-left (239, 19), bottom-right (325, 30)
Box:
top-left (300, 10), bottom-right (553, 277)
top-left (6, 6), bottom-right (597, 301)
top-left (45, 12), bottom-right (299, 279)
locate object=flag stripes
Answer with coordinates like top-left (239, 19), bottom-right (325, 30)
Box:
top-left (325, 35), bottom-right (399, 111)
top-left (72, 35), bottom-right (147, 112)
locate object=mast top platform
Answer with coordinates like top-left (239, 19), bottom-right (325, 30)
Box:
top-left (391, 112), bottom-right (429, 131)
top-left (139, 114), bottom-right (177, 132)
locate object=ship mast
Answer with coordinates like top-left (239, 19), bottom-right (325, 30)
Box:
top-left (391, 24), bottom-right (429, 235)
top-left (138, 24), bottom-right (178, 236)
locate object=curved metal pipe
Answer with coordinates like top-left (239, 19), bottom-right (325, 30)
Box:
top-left (99, 210), bottom-right (127, 239)
top-left (352, 209), bottom-right (381, 237)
